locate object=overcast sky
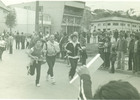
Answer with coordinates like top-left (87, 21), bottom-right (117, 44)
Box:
top-left (2, 0), bottom-right (140, 15)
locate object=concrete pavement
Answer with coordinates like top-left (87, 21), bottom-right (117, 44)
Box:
top-left (0, 49), bottom-right (140, 99)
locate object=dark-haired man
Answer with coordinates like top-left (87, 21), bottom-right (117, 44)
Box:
top-left (66, 33), bottom-right (82, 80)
top-left (128, 34), bottom-right (135, 71)
top-left (116, 34), bottom-right (127, 70)
top-left (77, 67), bottom-right (140, 100)
top-left (15, 32), bottom-right (21, 49)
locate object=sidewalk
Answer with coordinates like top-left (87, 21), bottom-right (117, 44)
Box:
top-left (56, 56), bottom-right (140, 77)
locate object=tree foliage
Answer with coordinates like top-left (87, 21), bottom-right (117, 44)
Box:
top-left (91, 8), bottom-right (140, 21)
top-left (81, 8), bottom-right (93, 31)
top-left (5, 10), bottom-right (16, 32)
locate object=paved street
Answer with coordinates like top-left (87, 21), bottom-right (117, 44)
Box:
top-left (0, 49), bottom-right (140, 99)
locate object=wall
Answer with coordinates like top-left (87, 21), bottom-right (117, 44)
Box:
top-left (10, 1), bottom-right (85, 34)
top-left (39, 1), bottom-right (65, 34)
top-left (13, 7), bottom-right (35, 34)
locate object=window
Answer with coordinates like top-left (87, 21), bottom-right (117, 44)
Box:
top-left (103, 23), bottom-right (106, 26)
top-left (98, 24), bottom-right (101, 26)
top-left (39, 6), bottom-right (43, 12)
top-left (120, 23), bottom-right (125, 26)
top-left (98, 29), bottom-right (101, 31)
top-left (127, 24), bottom-right (130, 27)
top-left (24, 6), bottom-right (31, 10)
top-left (108, 23), bottom-right (111, 26)
top-left (108, 28), bottom-right (110, 30)
top-left (132, 25), bottom-right (136, 27)
top-left (113, 23), bottom-right (118, 26)
top-left (64, 6), bottom-right (83, 16)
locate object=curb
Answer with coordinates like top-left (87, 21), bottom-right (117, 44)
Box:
top-left (56, 59), bottom-right (140, 77)
top-left (99, 68), bottom-right (140, 77)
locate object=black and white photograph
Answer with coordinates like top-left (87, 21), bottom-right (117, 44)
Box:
top-left (0, 0), bottom-right (140, 99)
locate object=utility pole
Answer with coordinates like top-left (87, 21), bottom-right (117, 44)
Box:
top-left (41, 7), bottom-right (43, 34)
top-left (35, 1), bottom-right (39, 34)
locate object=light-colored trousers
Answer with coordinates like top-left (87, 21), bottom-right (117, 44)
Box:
top-left (117, 51), bottom-right (125, 70)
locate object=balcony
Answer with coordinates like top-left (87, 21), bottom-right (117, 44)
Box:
top-left (64, 6), bottom-right (84, 16)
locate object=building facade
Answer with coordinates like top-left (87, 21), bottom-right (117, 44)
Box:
top-left (91, 17), bottom-right (140, 33)
top-left (13, 7), bottom-right (51, 35)
top-left (10, 1), bottom-right (85, 35)
top-left (0, 0), bottom-right (9, 34)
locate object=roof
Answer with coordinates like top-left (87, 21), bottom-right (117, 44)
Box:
top-left (0, 0), bottom-right (10, 11)
top-left (92, 17), bottom-right (140, 24)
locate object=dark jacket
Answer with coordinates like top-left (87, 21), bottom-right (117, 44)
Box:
top-left (79, 74), bottom-right (92, 100)
top-left (80, 36), bottom-right (86, 47)
top-left (136, 40), bottom-right (140, 55)
top-left (15, 35), bottom-right (21, 42)
top-left (116, 38), bottom-right (127, 53)
top-left (128, 39), bottom-right (135, 53)
top-left (104, 41), bottom-right (111, 53)
top-left (110, 51), bottom-right (117, 62)
top-left (66, 41), bottom-right (82, 58)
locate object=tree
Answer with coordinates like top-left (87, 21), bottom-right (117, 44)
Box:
top-left (126, 8), bottom-right (135, 17)
top-left (5, 10), bottom-right (16, 33)
top-left (91, 8), bottom-right (140, 21)
top-left (81, 7), bottom-right (94, 32)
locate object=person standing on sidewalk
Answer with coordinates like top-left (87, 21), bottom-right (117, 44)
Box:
top-left (104, 37), bottom-right (112, 69)
top-left (15, 32), bottom-right (21, 49)
top-left (66, 33), bottom-right (82, 80)
top-left (79, 32), bottom-right (87, 65)
top-left (43, 35), bottom-right (60, 85)
top-left (8, 34), bottom-right (14, 54)
top-left (28, 40), bottom-right (43, 87)
top-left (110, 47), bottom-right (117, 73)
top-left (87, 32), bottom-right (91, 43)
top-left (26, 36), bottom-right (31, 49)
top-left (128, 34), bottom-right (135, 71)
top-left (0, 36), bottom-right (6, 61)
top-left (114, 29), bottom-right (119, 42)
top-left (116, 34), bottom-right (127, 70)
top-left (133, 34), bottom-right (140, 74)
top-left (21, 32), bottom-right (26, 49)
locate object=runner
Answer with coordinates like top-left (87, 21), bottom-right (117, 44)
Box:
top-left (43, 35), bottom-right (60, 85)
top-left (66, 32), bottom-right (82, 81)
top-left (28, 39), bottom-right (44, 87)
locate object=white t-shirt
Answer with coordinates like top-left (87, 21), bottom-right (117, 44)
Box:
top-left (0, 40), bottom-right (6, 47)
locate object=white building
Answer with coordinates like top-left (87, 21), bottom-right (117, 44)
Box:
top-left (12, 7), bottom-right (51, 35)
top-left (10, 1), bottom-right (85, 35)
top-left (0, 0), bottom-right (9, 33)
top-left (13, 7), bottom-right (35, 34)
top-left (91, 17), bottom-right (140, 33)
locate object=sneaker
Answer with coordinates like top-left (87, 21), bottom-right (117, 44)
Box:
top-left (46, 74), bottom-right (50, 81)
top-left (52, 81), bottom-right (56, 85)
top-left (36, 84), bottom-right (40, 87)
top-left (51, 77), bottom-right (56, 85)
